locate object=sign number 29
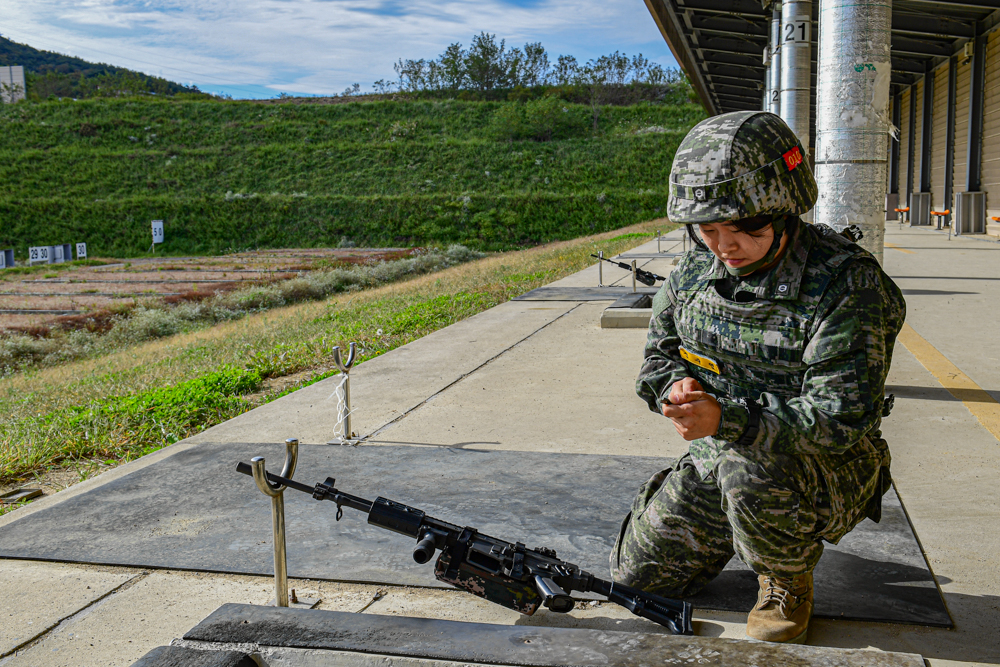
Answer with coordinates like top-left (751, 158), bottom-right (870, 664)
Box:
top-left (784, 19), bottom-right (810, 42)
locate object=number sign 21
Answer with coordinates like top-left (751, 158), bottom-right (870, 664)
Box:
top-left (784, 20), bottom-right (810, 43)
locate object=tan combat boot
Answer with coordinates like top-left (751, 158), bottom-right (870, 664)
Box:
top-left (745, 572), bottom-right (813, 644)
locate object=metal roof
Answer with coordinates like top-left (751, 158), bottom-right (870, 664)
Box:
top-left (644, 0), bottom-right (1000, 116)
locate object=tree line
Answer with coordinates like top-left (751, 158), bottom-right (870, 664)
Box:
top-left (368, 33), bottom-right (687, 96)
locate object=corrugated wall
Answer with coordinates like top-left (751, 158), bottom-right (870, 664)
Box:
top-left (982, 29), bottom-right (1000, 231)
top-left (953, 55), bottom-right (972, 193)
top-left (931, 63), bottom-right (950, 211)
top-left (899, 88), bottom-right (911, 204)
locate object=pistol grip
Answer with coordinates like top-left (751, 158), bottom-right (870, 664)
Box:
top-left (534, 575), bottom-right (574, 613)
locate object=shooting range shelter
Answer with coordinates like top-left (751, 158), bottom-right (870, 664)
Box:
top-left (645, 0), bottom-right (1000, 238)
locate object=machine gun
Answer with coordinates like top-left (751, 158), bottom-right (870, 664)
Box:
top-left (236, 462), bottom-right (693, 635)
top-left (590, 254), bottom-right (666, 287)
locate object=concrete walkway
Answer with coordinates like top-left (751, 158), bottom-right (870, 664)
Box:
top-left (2, 226), bottom-right (999, 666)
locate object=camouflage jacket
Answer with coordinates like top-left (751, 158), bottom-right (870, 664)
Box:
top-left (637, 221), bottom-right (906, 478)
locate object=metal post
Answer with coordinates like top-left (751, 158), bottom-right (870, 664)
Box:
top-left (813, 0), bottom-right (892, 264)
top-left (944, 56), bottom-right (957, 227)
top-left (906, 86), bottom-right (917, 214)
top-left (919, 70), bottom-right (934, 195)
top-left (770, 0), bottom-right (783, 117)
top-left (889, 92), bottom-right (901, 197)
top-left (598, 251), bottom-right (604, 287)
top-left (251, 438), bottom-right (299, 608)
top-left (656, 230), bottom-right (661, 253)
top-left (967, 32), bottom-right (986, 193)
top-left (631, 260), bottom-right (637, 293)
top-left (330, 343), bottom-right (358, 444)
top-left (779, 0), bottom-right (811, 149)
top-left (763, 53), bottom-right (772, 111)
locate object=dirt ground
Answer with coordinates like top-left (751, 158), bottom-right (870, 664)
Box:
top-left (0, 248), bottom-right (413, 332)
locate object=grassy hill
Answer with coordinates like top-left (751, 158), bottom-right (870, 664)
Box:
top-left (0, 96), bottom-right (704, 256)
top-left (0, 35), bottom-right (204, 99)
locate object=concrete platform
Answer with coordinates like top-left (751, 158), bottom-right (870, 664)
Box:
top-left (164, 604), bottom-right (925, 667)
top-left (3, 227), bottom-right (1000, 666)
top-left (600, 308), bottom-right (653, 328)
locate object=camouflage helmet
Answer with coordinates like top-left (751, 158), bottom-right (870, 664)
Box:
top-left (667, 111), bottom-right (818, 224)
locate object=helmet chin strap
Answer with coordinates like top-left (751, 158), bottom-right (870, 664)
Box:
top-left (724, 216), bottom-right (787, 277)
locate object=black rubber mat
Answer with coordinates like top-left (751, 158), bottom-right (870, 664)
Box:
top-left (182, 604), bottom-right (925, 666)
top-left (514, 286), bottom-right (658, 301)
top-left (0, 443), bottom-right (950, 626)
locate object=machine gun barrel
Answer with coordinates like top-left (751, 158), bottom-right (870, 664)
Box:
top-left (589, 254), bottom-right (665, 286)
top-left (236, 462), bottom-right (693, 635)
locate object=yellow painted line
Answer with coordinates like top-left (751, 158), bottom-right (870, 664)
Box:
top-left (885, 242), bottom-right (915, 254)
top-left (897, 322), bottom-right (1000, 441)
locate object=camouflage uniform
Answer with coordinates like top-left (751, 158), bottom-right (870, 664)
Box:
top-left (610, 112), bottom-right (906, 599)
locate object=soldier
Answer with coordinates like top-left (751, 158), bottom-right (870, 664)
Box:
top-left (610, 111), bottom-right (905, 644)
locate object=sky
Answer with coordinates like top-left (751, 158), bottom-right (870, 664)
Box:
top-left (2, 0), bottom-right (679, 99)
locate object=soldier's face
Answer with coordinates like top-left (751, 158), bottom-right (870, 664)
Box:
top-left (697, 222), bottom-right (774, 272)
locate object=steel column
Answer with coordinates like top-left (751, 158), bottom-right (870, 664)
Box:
top-left (813, 0), bottom-right (893, 263)
top-left (779, 0), bottom-right (811, 149)
top-left (764, 56), bottom-right (772, 111)
top-left (890, 93), bottom-right (901, 194)
top-left (944, 56), bottom-right (957, 221)
top-left (966, 32), bottom-right (986, 192)
top-left (770, 1), bottom-right (783, 116)
top-left (919, 71), bottom-right (934, 192)
top-left (906, 86), bottom-right (917, 208)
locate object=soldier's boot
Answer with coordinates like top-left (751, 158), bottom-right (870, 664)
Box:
top-left (745, 572), bottom-right (813, 644)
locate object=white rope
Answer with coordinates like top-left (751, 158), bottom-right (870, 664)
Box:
top-left (328, 374), bottom-right (354, 441)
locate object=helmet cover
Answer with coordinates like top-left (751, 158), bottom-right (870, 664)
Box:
top-left (667, 111), bottom-right (818, 224)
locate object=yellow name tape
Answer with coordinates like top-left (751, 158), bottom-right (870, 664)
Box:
top-left (679, 346), bottom-right (721, 374)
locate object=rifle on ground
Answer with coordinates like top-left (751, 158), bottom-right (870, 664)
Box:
top-left (236, 463), bottom-right (693, 635)
top-left (590, 254), bottom-right (666, 286)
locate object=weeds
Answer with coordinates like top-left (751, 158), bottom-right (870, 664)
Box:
top-left (0, 222), bottom-right (672, 485)
top-left (0, 245), bottom-right (484, 376)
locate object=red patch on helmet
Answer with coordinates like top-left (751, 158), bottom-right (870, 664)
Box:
top-left (783, 147), bottom-right (803, 171)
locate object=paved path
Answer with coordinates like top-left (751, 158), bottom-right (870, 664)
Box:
top-left (2, 227), bottom-right (998, 666)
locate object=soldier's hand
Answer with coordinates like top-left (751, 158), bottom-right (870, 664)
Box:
top-left (661, 385), bottom-right (721, 441)
top-left (667, 377), bottom-right (705, 404)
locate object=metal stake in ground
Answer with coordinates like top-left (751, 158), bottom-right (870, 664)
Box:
top-left (328, 343), bottom-right (359, 444)
top-left (597, 251), bottom-right (604, 287)
top-left (249, 439), bottom-right (320, 610)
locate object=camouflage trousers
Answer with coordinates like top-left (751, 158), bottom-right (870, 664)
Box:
top-left (610, 440), bottom-right (887, 598)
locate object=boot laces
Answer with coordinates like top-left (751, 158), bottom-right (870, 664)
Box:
top-left (761, 576), bottom-right (801, 616)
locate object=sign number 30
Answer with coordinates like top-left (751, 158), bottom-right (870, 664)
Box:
top-left (784, 20), bottom-right (810, 42)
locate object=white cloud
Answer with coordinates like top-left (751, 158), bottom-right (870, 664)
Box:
top-left (3, 0), bottom-right (677, 98)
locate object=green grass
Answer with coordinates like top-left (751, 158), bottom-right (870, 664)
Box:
top-left (0, 221), bottom-right (673, 484)
top-left (0, 259), bottom-right (107, 278)
top-left (0, 98), bottom-right (703, 255)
